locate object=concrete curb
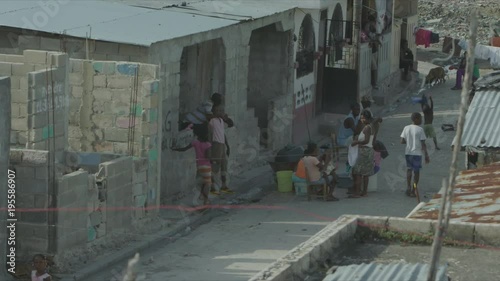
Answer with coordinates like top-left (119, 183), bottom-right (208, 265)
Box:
top-left (59, 169), bottom-right (275, 281)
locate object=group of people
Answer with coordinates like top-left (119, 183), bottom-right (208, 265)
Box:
top-left (172, 93), bottom-right (235, 205)
top-left (291, 100), bottom-right (384, 200)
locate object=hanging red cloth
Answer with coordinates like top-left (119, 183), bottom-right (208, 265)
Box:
top-left (415, 29), bottom-right (432, 48)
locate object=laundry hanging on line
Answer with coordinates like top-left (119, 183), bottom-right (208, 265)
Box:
top-left (414, 28), bottom-right (438, 48)
top-left (458, 39), bottom-right (500, 68)
top-left (442, 37), bottom-right (462, 56)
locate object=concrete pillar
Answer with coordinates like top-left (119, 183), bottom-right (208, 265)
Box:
top-left (0, 76), bottom-right (15, 280)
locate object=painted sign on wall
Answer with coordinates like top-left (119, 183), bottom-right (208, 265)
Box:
top-left (295, 83), bottom-right (315, 109)
top-left (34, 82), bottom-right (66, 114)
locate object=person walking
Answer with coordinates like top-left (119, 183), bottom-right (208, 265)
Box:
top-left (421, 95), bottom-right (440, 150)
top-left (400, 113), bottom-right (430, 197)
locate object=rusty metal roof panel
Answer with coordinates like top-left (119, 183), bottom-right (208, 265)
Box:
top-left (409, 162), bottom-right (500, 223)
top-left (461, 90), bottom-right (500, 148)
top-left (474, 70), bottom-right (500, 90)
top-left (323, 263), bottom-right (448, 281)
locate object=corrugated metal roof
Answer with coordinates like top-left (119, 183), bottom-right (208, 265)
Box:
top-left (164, 1), bottom-right (297, 21)
top-left (0, 0), bottom-right (238, 46)
top-left (409, 162), bottom-right (500, 223)
top-left (461, 89), bottom-right (500, 147)
top-left (323, 263), bottom-right (448, 281)
top-left (474, 70), bottom-right (500, 90)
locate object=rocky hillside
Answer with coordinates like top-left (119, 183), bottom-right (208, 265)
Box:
top-left (418, 0), bottom-right (500, 45)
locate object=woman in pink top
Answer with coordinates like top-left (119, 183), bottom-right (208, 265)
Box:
top-left (172, 124), bottom-right (212, 205)
top-left (31, 254), bottom-right (51, 281)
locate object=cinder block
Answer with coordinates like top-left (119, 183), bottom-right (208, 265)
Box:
top-left (107, 76), bottom-right (132, 89)
top-left (10, 76), bottom-right (21, 89)
top-left (3, 55), bottom-right (25, 63)
top-left (18, 132), bottom-right (28, 145)
top-left (71, 86), bottom-right (84, 98)
top-left (116, 63), bottom-right (139, 76)
top-left (92, 61), bottom-right (116, 75)
top-left (141, 94), bottom-right (158, 109)
top-left (0, 62), bottom-right (12, 76)
top-left (18, 36), bottom-right (41, 50)
top-left (93, 87), bottom-right (113, 101)
top-left (35, 166), bottom-right (49, 180)
top-left (93, 75), bottom-right (107, 87)
top-left (17, 178), bottom-right (48, 194)
top-left (23, 50), bottom-right (49, 64)
top-left (95, 41), bottom-right (119, 54)
top-left (115, 116), bottom-right (140, 129)
top-left (141, 123), bottom-right (157, 136)
top-left (70, 59), bottom-right (84, 73)
top-left (139, 64), bottom-right (158, 79)
top-left (18, 222), bottom-right (49, 240)
top-left (34, 194), bottom-right (49, 208)
top-left (28, 112), bottom-right (49, 129)
top-left (106, 54), bottom-right (130, 62)
top-left (92, 53), bottom-right (108, 61)
top-left (91, 114), bottom-right (114, 128)
top-left (12, 117), bottom-right (28, 131)
top-left (18, 103), bottom-right (28, 117)
top-left (10, 132), bottom-right (18, 144)
top-left (118, 44), bottom-right (147, 56)
top-left (40, 38), bottom-right (61, 51)
top-left (49, 53), bottom-right (68, 67)
top-left (11, 63), bottom-right (36, 76)
top-left (110, 88), bottom-right (132, 103)
top-left (20, 77), bottom-right (28, 90)
top-left (16, 166), bottom-right (35, 179)
top-left (69, 72), bottom-right (84, 86)
top-left (112, 142), bottom-right (129, 154)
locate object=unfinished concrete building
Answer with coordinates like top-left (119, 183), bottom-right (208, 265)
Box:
top-left (1, 1), bottom-right (297, 205)
top-left (0, 0), bottom-right (298, 263)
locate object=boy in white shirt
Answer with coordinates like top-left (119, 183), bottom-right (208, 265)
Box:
top-left (400, 112), bottom-right (430, 197)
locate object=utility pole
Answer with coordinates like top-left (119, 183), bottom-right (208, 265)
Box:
top-left (427, 10), bottom-right (478, 281)
top-left (353, 0), bottom-right (362, 102)
top-left (0, 77), bottom-right (15, 281)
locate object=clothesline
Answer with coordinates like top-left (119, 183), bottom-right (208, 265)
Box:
top-left (457, 39), bottom-right (500, 68)
top-left (414, 28), bottom-right (440, 48)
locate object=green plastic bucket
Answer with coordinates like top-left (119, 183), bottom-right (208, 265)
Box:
top-left (276, 171), bottom-right (293, 192)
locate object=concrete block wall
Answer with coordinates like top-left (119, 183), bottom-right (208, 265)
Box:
top-left (56, 170), bottom-right (88, 251)
top-left (26, 51), bottom-right (69, 165)
top-left (99, 157), bottom-right (133, 234)
top-left (9, 149), bottom-right (50, 257)
top-left (0, 30), bottom-right (149, 63)
top-left (68, 59), bottom-right (159, 156)
top-left (0, 51), bottom-right (68, 149)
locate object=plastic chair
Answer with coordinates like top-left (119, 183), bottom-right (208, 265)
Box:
top-left (305, 163), bottom-right (328, 201)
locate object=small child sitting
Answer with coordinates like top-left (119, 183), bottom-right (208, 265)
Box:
top-left (31, 254), bottom-right (51, 281)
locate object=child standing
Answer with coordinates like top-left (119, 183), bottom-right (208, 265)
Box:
top-left (209, 104), bottom-right (234, 195)
top-left (172, 124), bottom-right (212, 205)
top-left (31, 254), bottom-right (51, 281)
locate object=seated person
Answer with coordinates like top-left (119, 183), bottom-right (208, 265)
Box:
top-left (292, 143), bottom-right (338, 201)
top-left (450, 52), bottom-right (480, 90)
top-left (400, 39), bottom-right (416, 81)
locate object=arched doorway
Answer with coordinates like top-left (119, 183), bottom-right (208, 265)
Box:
top-left (329, 3), bottom-right (344, 64)
top-left (296, 14), bottom-right (315, 78)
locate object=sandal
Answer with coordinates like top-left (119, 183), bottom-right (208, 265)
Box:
top-left (210, 189), bottom-right (220, 196)
top-left (220, 187), bottom-right (235, 194)
top-left (326, 196), bottom-right (339, 202)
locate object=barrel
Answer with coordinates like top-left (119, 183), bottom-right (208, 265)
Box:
top-left (276, 171), bottom-right (293, 192)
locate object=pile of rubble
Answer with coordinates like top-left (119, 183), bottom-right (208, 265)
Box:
top-left (418, 0), bottom-right (500, 45)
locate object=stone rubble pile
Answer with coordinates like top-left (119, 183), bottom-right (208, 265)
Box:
top-left (418, 0), bottom-right (500, 45)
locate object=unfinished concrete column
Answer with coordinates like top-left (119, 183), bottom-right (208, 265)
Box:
top-left (0, 76), bottom-right (14, 280)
